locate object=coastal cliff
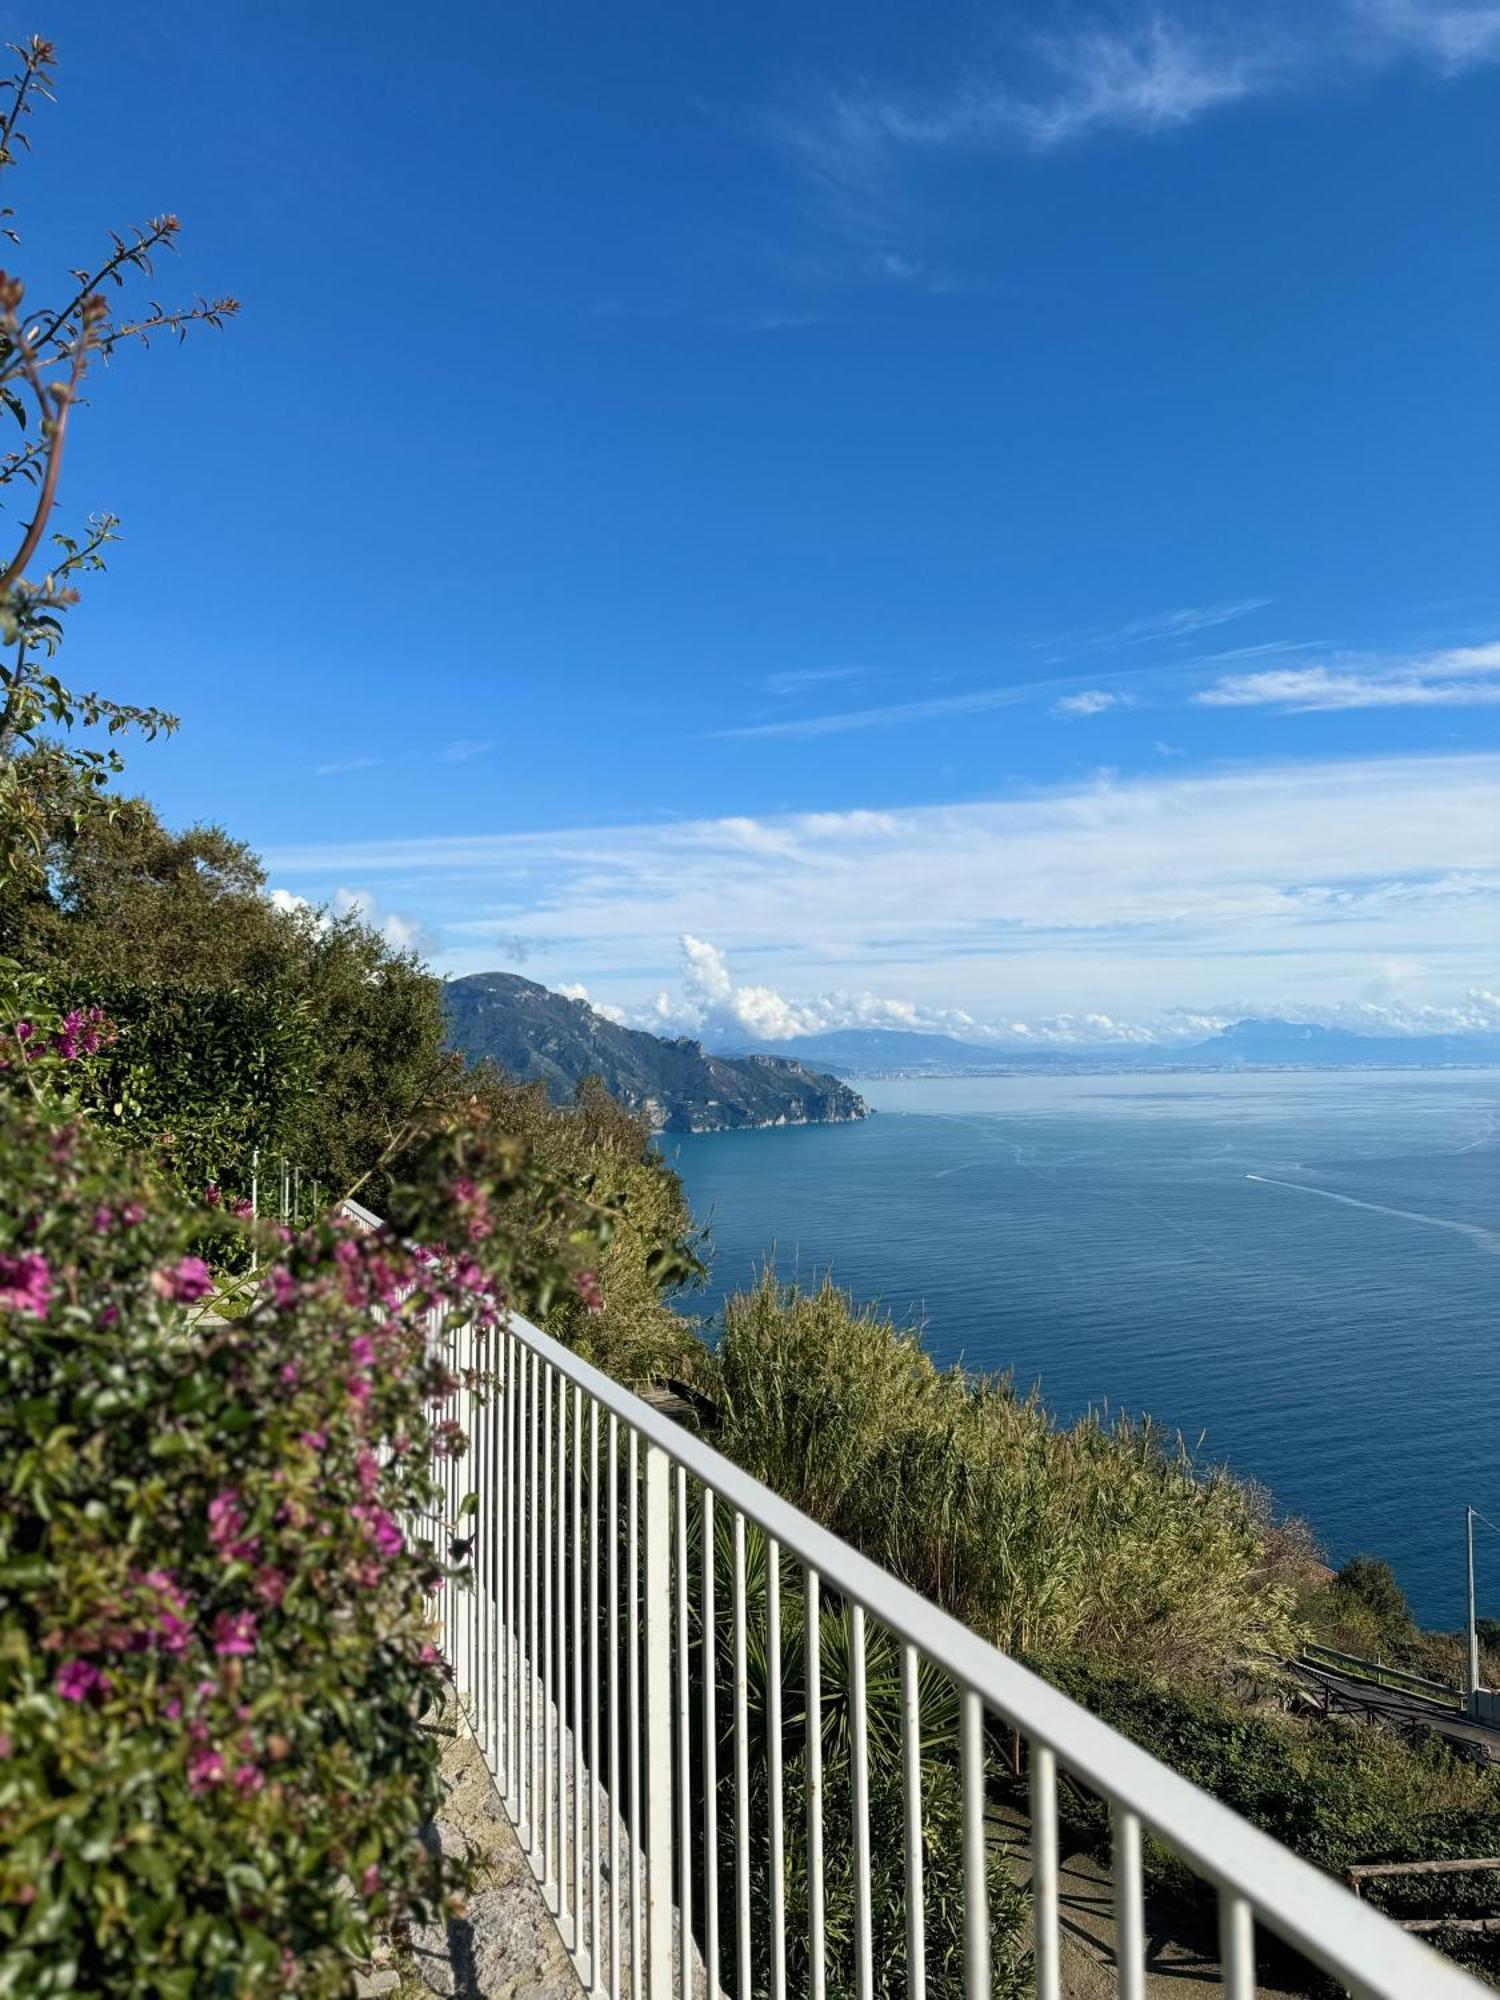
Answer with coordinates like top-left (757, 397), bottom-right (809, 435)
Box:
top-left (444, 972), bottom-right (869, 1133)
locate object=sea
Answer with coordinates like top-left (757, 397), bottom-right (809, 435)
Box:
top-left (662, 1070), bottom-right (1500, 1631)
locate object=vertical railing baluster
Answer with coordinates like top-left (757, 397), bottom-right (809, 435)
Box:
top-left (517, 1337), bottom-right (530, 1821)
top-left (702, 1490), bottom-right (719, 2000)
top-left (529, 1350), bottom-right (541, 1854)
top-left (901, 1643), bottom-right (925, 2000)
top-left (573, 1384), bottom-right (585, 1955)
top-left (960, 1690), bottom-right (988, 2000)
top-left (589, 1397), bottom-right (601, 1992)
top-left (1114, 1804), bottom-right (1146, 2000)
top-left (557, 1365), bottom-right (569, 1933)
top-left (543, 1364), bottom-right (556, 1905)
top-left (1218, 1888), bottom-right (1256, 2000)
top-left (768, 1536), bottom-right (786, 2000)
top-left (805, 1566), bottom-right (825, 2000)
top-left (629, 1430), bottom-right (642, 2000)
top-left (1031, 1743), bottom-right (1060, 2000)
top-left (608, 1412), bottom-right (621, 2000)
top-left (850, 1604), bottom-right (873, 2000)
top-left (675, 1467), bottom-right (692, 2000)
top-left (502, 1328), bottom-right (516, 1784)
top-left (734, 1511), bottom-right (751, 2000)
top-left (643, 1442), bottom-right (672, 2000)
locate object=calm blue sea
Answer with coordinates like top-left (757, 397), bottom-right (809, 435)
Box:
top-left (662, 1071), bottom-right (1500, 1630)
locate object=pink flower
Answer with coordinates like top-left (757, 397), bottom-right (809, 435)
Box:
top-left (153, 1256), bottom-right (214, 1304)
top-left (120, 1202), bottom-right (145, 1228)
top-left (279, 1360), bottom-right (300, 1387)
top-left (232, 1762), bottom-right (264, 1794)
top-left (92, 1206), bottom-right (114, 1233)
top-left (207, 1489), bottom-right (258, 1562)
top-left (268, 1267), bottom-right (297, 1310)
top-left (349, 1334), bottom-right (375, 1367)
top-left (231, 1197), bottom-right (253, 1220)
top-left (356, 1448), bottom-right (380, 1498)
top-left (353, 1503), bottom-right (403, 1559)
top-left (164, 1696), bottom-right (183, 1721)
top-left (213, 1610), bottom-right (258, 1658)
top-left (359, 1864), bottom-right (381, 1899)
top-left (187, 1746), bottom-right (226, 1792)
top-left (299, 1429), bottom-right (327, 1453)
top-left (253, 1567), bottom-right (287, 1609)
top-left (204, 1183), bottom-right (222, 1208)
top-left (55, 1659), bottom-right (107, 1703)
top-left (0, 1251), bottom-right (51, 1320)
top-left (98, 1303), bottom-right (118, 1329)
top-left (577, 1269), bottom-right (604, 1314)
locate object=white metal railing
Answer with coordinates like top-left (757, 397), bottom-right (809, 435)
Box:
top-left (425, 1305), bottom-right (1486, 2000)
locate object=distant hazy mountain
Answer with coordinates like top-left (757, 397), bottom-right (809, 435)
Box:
top-left (1194, 1018), bottom-right (1500, 1067)
top-left (444, 973), bottom-right (869, 1133)
top-left (714, 1016), bottom-right (1500, 1076)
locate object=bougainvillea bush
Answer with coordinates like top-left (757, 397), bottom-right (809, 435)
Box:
top-left (0, 1097), bottom-right (609, 1997)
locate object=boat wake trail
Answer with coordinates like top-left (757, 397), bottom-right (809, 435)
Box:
top-left (1245, 1175), bottom-right (1500, 1256)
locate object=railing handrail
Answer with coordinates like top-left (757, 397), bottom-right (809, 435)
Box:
top-left (498, 1304), bottom-right (1484, 1997)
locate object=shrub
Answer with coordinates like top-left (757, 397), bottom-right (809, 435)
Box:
top-left (712, 1272), bottom-right (1300, 1674)
top-left (1043, 1657), bottom-right (1500, 1956)
top-left (0, 1096), bottom-right (609, 1996)
top-left (453, 1066), bottom-right (705, 1387)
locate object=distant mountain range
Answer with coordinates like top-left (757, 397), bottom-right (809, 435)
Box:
top-left (444, 973), bottom-right (869, 1132)
top-left (715, 1016), bottom-right (1500, 1076)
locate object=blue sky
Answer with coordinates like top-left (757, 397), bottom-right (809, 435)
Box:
top-left (34, 0), bottom-right (1500, 1043)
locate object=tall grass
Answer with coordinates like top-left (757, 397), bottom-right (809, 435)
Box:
top-left (712, 1271), bottom-right (1302, 1675)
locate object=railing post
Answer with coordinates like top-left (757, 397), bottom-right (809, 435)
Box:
top-left (642, 1439), bottom-right (673, 2000)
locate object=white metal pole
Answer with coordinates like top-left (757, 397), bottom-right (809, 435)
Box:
top-left (1468, 1505), bottom-right (1481, 1704)
top-left (643, 1442), bottom-right (673, 2000)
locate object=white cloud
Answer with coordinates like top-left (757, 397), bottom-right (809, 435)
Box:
top-left (1052, 689), bottom-right (1129, 718)
top-left (265, 753), bottom-right (1500, 1027)
top-left (643, 935), bottom-right (990, 1044)
top-left (443, 738), bottom-right (495, 764)
top-left (718, 601), bottom-right (1266, 740)
top-left (330, 886), bottom-right (434, 956)
top-left (1359, 0), bottom-right (1500, 72)
top-left (773, 2), bottom-right (1500, 258)
top-left (314, 756), bottom-right (382, 778)
top-left (1013, 14), bottom-right (1277, 149)
top-left (756, 664), bottom-right (868, 696)
top-left (1194, 641), bottom-right (1500, 710)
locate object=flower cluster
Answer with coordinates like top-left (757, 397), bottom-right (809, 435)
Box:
top-left (0, 1102), bottom-right (605, 1996)
top-left (1, 1002), bottom-right (112, 1069)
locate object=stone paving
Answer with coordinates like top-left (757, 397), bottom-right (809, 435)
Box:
top-left (357, 1724), bottom-right (581, 2000)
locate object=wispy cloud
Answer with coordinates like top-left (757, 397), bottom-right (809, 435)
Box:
top-left (1195, 640), bottom-right (1500, 710)
top-left (1359, 0), bottom-right (1500, 73)
top-left (1052, 688), bottom-right (1131, 717)
top-left (711, 679), bottom-right (1056, 741)
top-left (313, 756), bottom-right (382, 778)
top-left (755, 664), bottom-right (869, 697)
top-left (772, 3), bottom-right (1500, 257)
top-left (443, 738), bottom-right (495, 763)
top-left (1013, 13), bottom-right (1279, 149)
top-left (265, 752), bottom-right (1500, 1027)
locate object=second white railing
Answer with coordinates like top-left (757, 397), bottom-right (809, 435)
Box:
top-left (426, 1304), bottom-right (1485, 2000)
